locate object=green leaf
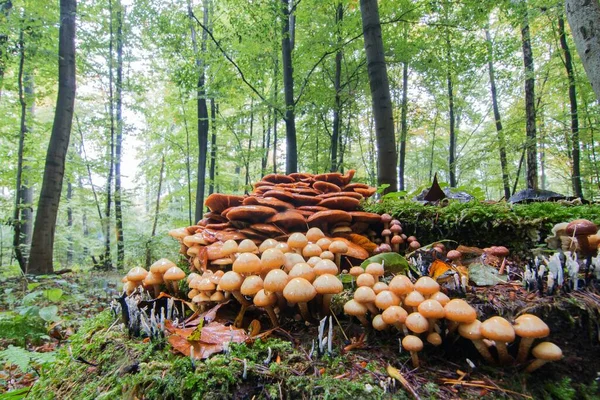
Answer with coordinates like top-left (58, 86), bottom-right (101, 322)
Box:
top-left (43, 288), bottom-right (63, 302)
top-left (360, 253), bottom-right (410, 275)
top-left (27, 283), bottom-right (41, 291)
top-left (0, 346), bottom-right (32, 372)
top-left (38, 305), bottom-right (59, 322)
top-left (468, 263), bottom-right (507, 286)
top-left (0, 387), bottom-right (32, 399)
top-left (21, 291), bottom-right (42, 305)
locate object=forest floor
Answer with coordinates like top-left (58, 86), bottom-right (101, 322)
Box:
top-left (1, 267), bottom-right (600, 399)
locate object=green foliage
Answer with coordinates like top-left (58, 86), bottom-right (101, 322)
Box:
top-left (0, 311), bottom-right (46, 346)
top-left (0, 345), bottom-right (56, 374)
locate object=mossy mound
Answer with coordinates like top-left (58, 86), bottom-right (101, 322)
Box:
top-left (30, 311), bottom-right (393, 399)
top-left (366, 200), bottom-right (600, 253)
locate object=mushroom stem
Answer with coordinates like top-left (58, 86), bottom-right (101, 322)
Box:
top-left (516, 337), bottom-right (535, 364)
top-left (153, 284), bottom-right (161, 298)
top-left (264, 305), bottom-right (279, 327)
top-left (355, 314), bottom-right (370, 327)
top-left (409, 351), bottom-right (420, 368)
top-left (495, 342), bottom-right (513, 364)
top-left (471, 339), bottom-right (496, 365)
top-left (322, 294), bottom-right (334, 315)
top-left (275, 292), bottom-right (286, 311)
top-left (334, 254), bottom-right (342, 271)
top-left (365, 302), bottom-right (379, 315)
top-left (524, 358), bottom-right (549, 373)
top-left (232, 291), bottom-right (251, 307)
top-left (498, 258), bottom-right (507, 275)
top-left (297, 302), bottom-right (312, 322)
top-left (234, 304), bottom-right (248, 328)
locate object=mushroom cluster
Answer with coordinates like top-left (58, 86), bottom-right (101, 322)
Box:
top-left (168, 171), bottom-right (388, 272)
top-left (121, 259), bottom-right (187, 297)
top-left (343, 269), bottom-right (561, 371)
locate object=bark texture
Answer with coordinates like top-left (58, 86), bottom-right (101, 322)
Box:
top-left (359, 0), bottom-right (397, 192)
top-left (281, 0), bottom-right (297, 174)
top-left (486, 28), bottom-right (511, 200)
top-left (398, 61), bottom-right (408, 191)
top-left (521, 2), bottom-right (538, 190)
top-left (558, 14), bottom-right (583, 199)
top-left (115, 2), bottom-right (124, 268)
top-left (28, 0), bottom-right (76, 275)
top-left (566, 0), bottom-right (600, 103)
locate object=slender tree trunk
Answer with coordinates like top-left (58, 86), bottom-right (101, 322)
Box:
top-left (272, 57), bottom-right (279, 174)
top-left (565, 0), bottom-right (600, 103)
top-left (331, 2), bottom-right (343, 172)
top-left (189, 0), bottom-right (209, 223)
top-left (78, 175), bottom-right (89, 260)
top-left (76, 115), bottom-right (104, 222)
top-left (262, 106), bottom-right (271, 176)
top-left (558, 15), bottom-right (583, 199)
top-left (114, 2), bottom-right (124, 268)
top-left (209, 99), bottom-right (217, 196)
top-left (0, 1), bottom-right (12, 100)
top-left (399, 61), bottom-right (408, 190)
top-left (486, 28), bottom-right (511, 200)
top-left (359, 0), bottom-right (397, 192)
top-left (281, 0), bottom-right (297, 174)
top-left (28, 0), bottom-right (76, 275)
top-left (178, 88), bottom-right (193, 225)
top-left (521, 1), bottom-right (538, 189)
top-left (66, 177), bottom-right (73, 266)
top-left (145, 155), bottom-right (165, 267)
top-left (245, 101), bottom-right (254, 187)
top-left (446, 24), bottom-right (457, 187)
top-left (104, 0), bottom-right (115, 269)
top-left (13, 28), bottom-right (33, 272)
top-left (429, 110), bottom-right (438, 182)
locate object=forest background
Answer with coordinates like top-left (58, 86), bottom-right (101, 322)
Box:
top-left (1, 0), bottom-right (599, 272)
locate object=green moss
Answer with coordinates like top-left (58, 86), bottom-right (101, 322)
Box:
top-left (365, 200), bottom-right (600, 253)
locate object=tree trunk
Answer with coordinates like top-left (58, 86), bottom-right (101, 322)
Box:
top-left (261, 107), bottom-right (271, 176)
top-left (0, 1), bottom-right (12, 100)
top-left (13, 28), bottom-right (33, 272)
top-left (399, 61), bottom-right (408, 190)
top-left (66, 177), bottom-right (73, 266)
top-left (209, 99), bottom-right (217, 196)
top-left (446, 26), bottom-right (457, 188)
top-left (486, 28), bottom-right (511, 200)
top-left (190, 0), bottom-right (209, 223)
top-left (565, 0), bottom-right (600, 103)
top-left (104, 0), bottom-right (115, 269)
top-left (359, 0), bottom-right (397, 193)
top-left (28, 0), bottom-right (76, 275)
top-left (331, 2), bottom-right (343, 172)
top-left (281, 0), bottom-right (297, 174)
top-left (245, 100), bottom-right (254, 187)
top-left (521, 1), bottom-right (538, 190)
top-left (558, 15), bottom-right (583, 199)
top-left (272, 57), bottom-right (279, 174)
top-left (145, 155), bottom-right (165, 267)
top-left (114, 2), bottom-right (124, 268)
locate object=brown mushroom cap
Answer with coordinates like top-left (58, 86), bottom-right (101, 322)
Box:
top-left (288, 232), bottom-right (309, 251)
top-left (226, 205), bottom-right (277, 223)
top-left (489, 246), bottom-right (510, 258)
top-left (164, 266), bottom-right (186, 282)
top-left (402, 334), bottom-right (424, 352)
top-left (127, 267), bottom-right (148, 283)
top-left (205, 193), bottom-right (245, 213)
top-left (314, 259), bottom-right (339, 276)
top-left (430, 291), bottom-right (451, 306)
top-left (444, 299), bottom-right (477, 323)
top-left (317, 196), bottom-right (361, 211)
top-left (417, 299), bottom-right (445, 319)
top-left (266, 210), bottom-right (307, 230)
top-left (262, 189), bottom-right (295, 203)
top-left (302, 243), bottom-right (323, 258)
top-left (389, 275), bottom-right (414, 296)
top-left (283, 277), bottom-right (317, 303)
top-left (143, 271), bottom-right (163, 286)
top-left (240, 275), bottom-right (264, 296)
top-left (243, 196), bottom-right (293, 210)
top-left (253, 289), bottom-right (277, 307)
top-left (365, 263), bottom-right (385, 279)
top-left (219, 271), bottom-right (245, 291)
top-left (513, 314), bottom-right (550, 339)
top-left (313, 181), bottom-right (341, 193)
top-left (313, 274), bottom-right (343, 294)
top-left (531, 342), bottom-right (563, 361)
top-left (263, 269), bottom-right (289, 292)
top-left (382, 305), bottom-right (408, 325)
top-left (349, 211), bottom-right (382, 224)
top-left (233, 252), bottom-right (263, 275)
top-left (565, 219), bottom-right (598, 236)
top-left (238, 239), bottom-right (259, 253)
top-left (405, 312), bottom-right (430, 333)
top-left (374, 290), bottom-right (401, 310)
top-left (356, 273), bottom-right (375, 287)
top-left (262, 173), bottom-right (295, 184)
top-left (306, 227), bottom-right (326, 243)
top-left (458, 319), bottom-right (484, 340)
top-left (344, 299), bottom-right (368, 317)
top-left (307, 210), bottom-right (352, 228)
top-left (289, 263), bottom-right (316, 282)
top-left (260, 248), bottom-right (286, 272)
top-left (447, 250), bottom-right (462, 261)
top-left (404, 290), bottom-right (425, 309)
top-left (480, 316), bottom-right (515, 343)
top-left (150, 258), bottom-right (176, 274)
